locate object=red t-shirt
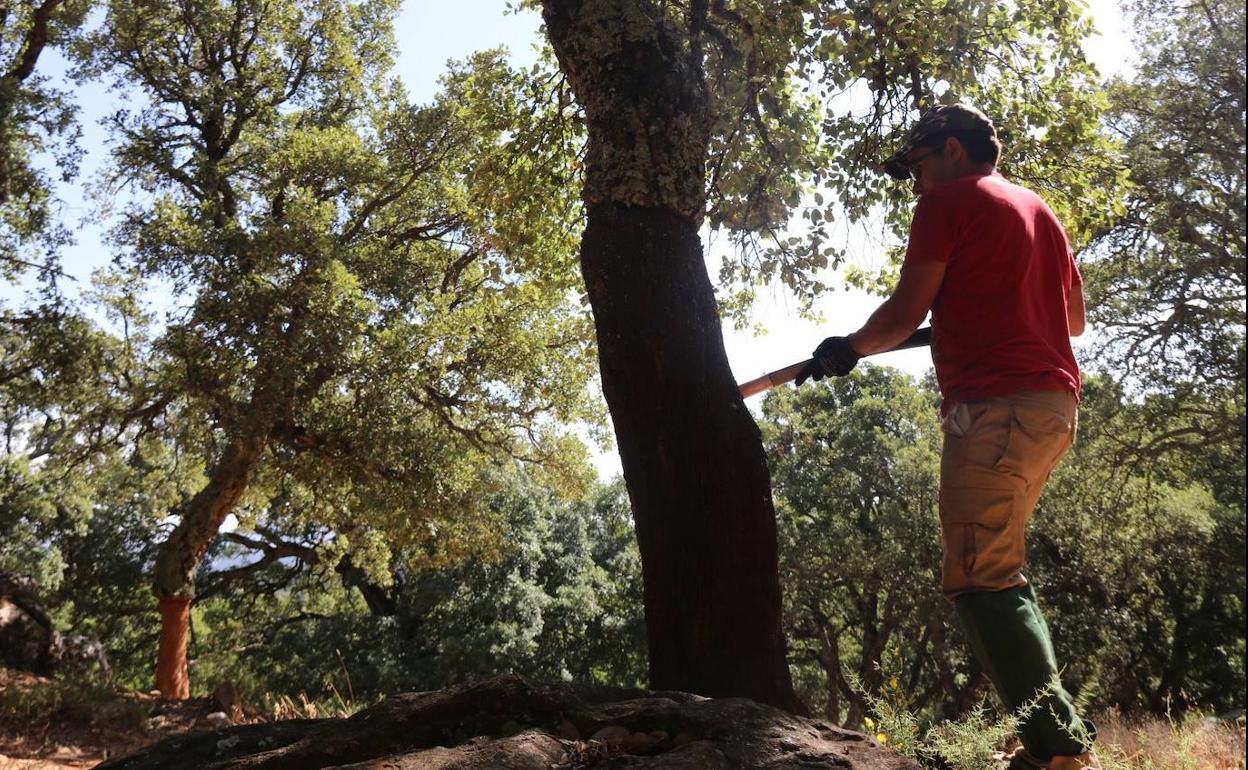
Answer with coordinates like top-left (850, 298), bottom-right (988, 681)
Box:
top-left (903, 172), bottom-right (1081, 410)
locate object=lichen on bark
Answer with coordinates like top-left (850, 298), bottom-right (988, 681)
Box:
top-left (542, 0), bottom-right (710, 221)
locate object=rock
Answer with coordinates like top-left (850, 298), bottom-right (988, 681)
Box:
top-left (557, 716), bottom-right (581, 740)
top-left (589, 724), bottom-right (632, 744)
top-left (345, 730), bottom-right (566, 769)
top-left (206, 712), bottom-right (234, 730)
top-left (55, 632), bottom-right (113, 678)
top-left (625, 729), bottom-right (668, 753)
top-left (0, 572), bottom-right (60, 674)
top-left (0, 571), bottom-right (110, 679)
top-left (94, 673), bottom-right (920, 770)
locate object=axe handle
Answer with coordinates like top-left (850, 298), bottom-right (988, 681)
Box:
top-left (738, 326), bottom-right (932, 399)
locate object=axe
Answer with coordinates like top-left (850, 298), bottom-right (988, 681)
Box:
top-left (738, 327), bottom-right (932, 398)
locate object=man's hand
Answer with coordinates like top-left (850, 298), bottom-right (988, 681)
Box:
top-left (795, 336), bottom-right (861, 385)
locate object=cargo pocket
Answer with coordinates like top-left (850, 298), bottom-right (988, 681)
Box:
top-left (941, 401), bottom-right (1013, 489)
top-left (940, 484), bottom-right (1018, 581)
top-left (995, 403), bottom-right (1075, 485)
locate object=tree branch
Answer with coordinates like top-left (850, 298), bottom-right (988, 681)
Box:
top-left (4, 0), bottom-right (67, 85)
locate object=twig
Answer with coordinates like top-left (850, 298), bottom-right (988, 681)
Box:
top-left (335, 648), bottom-right (355, 705)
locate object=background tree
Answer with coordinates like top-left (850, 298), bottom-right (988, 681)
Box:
top-left (82, 0), bottom-right (598, 698)
top-left (1031, 377), bottom-right (1245, 716)
top-left (534, 0), bottom-right (1120, 710)
top-left (1, 0), bottom-right (103, 592)
top-left (1081, 0), bottom-right (1245, 460)
top-left (764, 367), bottom-right (946, 726)
top-left (400, 474), bottom-right (646, 690)
top-left (760, 368), bottom-right (1244, 730)
top-left (75, 471), bottom-right (647, 701)
top-left (0, 272), bottom-right (141, 601)
top-left (1070, 0), bottom-right (1245, 715)
top-left (0, 0), bottom-right (91, 281)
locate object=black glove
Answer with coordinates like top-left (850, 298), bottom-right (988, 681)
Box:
top-left (794, 336), bottom-right (861, 386)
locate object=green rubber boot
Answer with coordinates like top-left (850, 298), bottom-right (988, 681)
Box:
top-left (955, 584), bottom-right (1095, 760)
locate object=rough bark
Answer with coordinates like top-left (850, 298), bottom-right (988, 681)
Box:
top-left (152, 431), bottom-right (268, 698)
top-left (1, 572), bottom-right (111, 678)
top-left (97, 674), bottom-right (919, 770)
top-left (540, 0), bottom-right (709, 220)
top-left (540, 0), bottom-right (801, 714)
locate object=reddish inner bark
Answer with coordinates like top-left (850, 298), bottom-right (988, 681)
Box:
top-left (156, 596), bottom-right (191, 699)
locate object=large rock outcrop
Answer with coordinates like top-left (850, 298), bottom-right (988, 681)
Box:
top-left (0, 572), bottom-right (56, 673)
top-left (0, 571), bottom-right (110, 678)
top-left (96, 674), bottom-right (919, 769)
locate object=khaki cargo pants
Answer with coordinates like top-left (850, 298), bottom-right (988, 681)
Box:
top-left (939, 390), bottom-right (1077, 600)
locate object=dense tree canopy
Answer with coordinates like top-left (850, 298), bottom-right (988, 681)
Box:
top-left (1036, 379), bottom-right (1245, 715)
top-left (525, 0), bottom-right (1125, 315)
top-left (763, 367), bottom-right (951, 728)
top-left (41, 467), bottom-right (645, 701)
top-left (57, 0), bottom-right (601, 696)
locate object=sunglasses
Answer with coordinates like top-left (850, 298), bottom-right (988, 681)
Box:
top-left (905, 148), bottom-right (940, 181)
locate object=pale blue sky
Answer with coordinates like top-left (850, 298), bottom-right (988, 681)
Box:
top-left (396, 1), bottom-right (544, 103)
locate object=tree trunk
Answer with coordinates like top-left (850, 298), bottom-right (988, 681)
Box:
top-left (817, 623), bottom-right (843, 722)
top-left (155, 596), bottom-right (191, 698)
top-left (582, 203), bottom-right (800, 710)
top-left (152, 432), bottom-right (267, 698)
top-left (1153, 604), bottom-right (1198, 713)
top-left (541, 0), bottom-right (801, 712)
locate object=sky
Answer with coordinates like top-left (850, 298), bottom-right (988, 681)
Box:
top-left (16, 0), bottom-right (1138, 480)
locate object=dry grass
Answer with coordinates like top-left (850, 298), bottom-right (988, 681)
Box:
top-left (259, 683), bottom-right (361, 721)
top-left (1095, 711), bottom-right (1246, 770)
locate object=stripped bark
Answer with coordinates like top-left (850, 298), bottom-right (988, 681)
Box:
top-left (152, 429), bottom-right (269, 698)
top-left (540, 0), bottom-right (801, 712)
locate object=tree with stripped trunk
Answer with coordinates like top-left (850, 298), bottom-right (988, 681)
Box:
top-left (535, 0), bottom-right (1119, 711)
top-left (82, 0), bottom-right (598, 698)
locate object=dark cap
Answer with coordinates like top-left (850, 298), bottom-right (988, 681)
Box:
top-left (881, 104), bottom-right (997, 180)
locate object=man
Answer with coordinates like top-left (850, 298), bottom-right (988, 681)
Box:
top-left (797, 104), bottom-right (1098, 770)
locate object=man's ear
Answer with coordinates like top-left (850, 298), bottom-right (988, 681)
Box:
top-left (944, 135), bottom-right (967, 164)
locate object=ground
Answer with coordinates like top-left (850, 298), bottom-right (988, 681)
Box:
top-left (1, 667), bottom-right (1243, 770)
top-left (0, 668), bottom-right (220, 769)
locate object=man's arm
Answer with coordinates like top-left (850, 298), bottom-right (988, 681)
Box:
top-left (1068, 282), bottom-right (1086, 336)
top-left (847, 260), bottom-right (947, 355)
